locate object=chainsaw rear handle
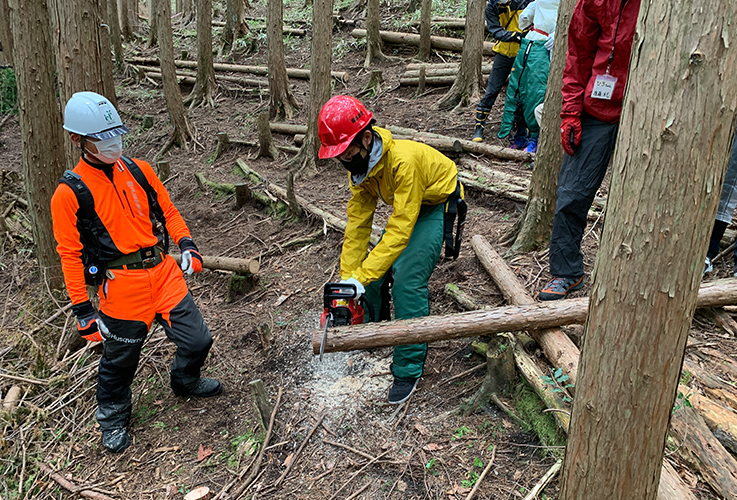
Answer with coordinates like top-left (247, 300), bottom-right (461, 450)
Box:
top-left (359, 296), bottom-right (375, 323)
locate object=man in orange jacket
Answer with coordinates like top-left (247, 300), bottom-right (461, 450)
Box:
top-left (51, 92), bottom-right (221, 453)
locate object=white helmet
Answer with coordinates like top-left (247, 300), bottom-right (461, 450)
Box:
top-left (63, 91), bottom-right (129, 139)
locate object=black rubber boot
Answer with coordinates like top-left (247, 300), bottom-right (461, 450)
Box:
top-left (472, 109), bottom-right (489, 142)
top-left (102, 428), bottom-right (131, 453)
top-left (175, 377), bottom-right (223, 398)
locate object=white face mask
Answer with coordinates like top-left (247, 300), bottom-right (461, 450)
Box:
top-left (87, 136), bottom-right (123, 164)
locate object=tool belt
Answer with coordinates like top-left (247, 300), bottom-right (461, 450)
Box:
top-left (443, 180), bottom-right (467, 260)
top-left (106, 245), bottom-right (166, 270)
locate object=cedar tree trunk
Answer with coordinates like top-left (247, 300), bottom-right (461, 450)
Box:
top-left (0, 0), bottom-right (14, 66)
top-left (364, 0), bottom-right (386, 67)
top-left (417, 0), bottom-right (431, 62)
top-left (157, 0), bottom-right (192, 149)
top-left (288, 0), bottom-right (333, 177)
top-left (148, 0), bottom-right (158, 46)
top-left (267, 0), bottom-right (300, 120)
top-left (10, 0), bottom-right (66, 289)
top-left (49, 0), bottom-right (118, 170)
top-left (108, 0), bottom-right (124, 67)
top-left (120, 0), bottom-right (134, 39)
top-left (504, 0), bottom-right (576, 253)
top-left (221, 0), bottom-right (246, 55)
top-left (559, 2), bottom-right (737, 499)
top-left (436, 0), bottom-right (485, 110)
top-left (186, 0), bottom-right (217, 107)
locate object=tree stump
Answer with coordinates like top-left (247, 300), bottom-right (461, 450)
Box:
top-left (234, 183), bottom-right (251, 209)
top-left (359, 70), bottom-right (383, 98)
top-left (156, 160), bottom-right (170, 182)
top-left (415, 65), bottom-right (426, 96)
top-left (461, 333), bottom-right (516, 415)
top-left (256, 112), bottom-right (279, 160)
top-left (214, 132), bottom-right (231, 160)
top-left (257, 322), bottom-right (273, 351)
top-left (249, 379), bottom-right (272, 431)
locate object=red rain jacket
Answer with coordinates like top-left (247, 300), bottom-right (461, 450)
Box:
top-left (561, 0), bottom-right (641, 123)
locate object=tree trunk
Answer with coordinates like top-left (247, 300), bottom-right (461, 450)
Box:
top-left (186, 0), bottom-right (216, 107)
top-left (148, 0), bottom-right (158, 47)
top-left (130, 0), bottom-right (139, 32)
top-left (505, 0), bottom-right (576, 254)
top-left (267, 0), bottom-right (299, 120)
top-left (49, 0), bottom-right (118, 170)
top-left (157, 0), bottom-right (193, 148)
top-left (120, 0), bottom-right (134, 40)
top-left (558, 2), bottom-right (737, 499)
top-left (417, 0), bottom-right (431, 62)
top-left (287, 0), bottom-right (332, 177)
top-left (221, 0), bottom-right (246, 56)
top-left (363, 0), bottom-right (385, 67)
top-left (10, 0), bottom-right (66, 289)
top-left (181, 0), bottom-right (193, 22)
top-left (108, 0), bottom-right (124, 67)
top-left (0, 0), bottom-right (14, 66)
top-left (436, 0), bottom-right (485, 111)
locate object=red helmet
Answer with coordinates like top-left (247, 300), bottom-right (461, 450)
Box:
top-left (318, 95), bottom-right (373, 159)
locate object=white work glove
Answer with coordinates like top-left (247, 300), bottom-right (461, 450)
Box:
top-left (544, 33), bottom-right (555, 51)
top-left (179, 238), bottom-right (203, 275)
top-left (340, 277), bottom-right (365, 300)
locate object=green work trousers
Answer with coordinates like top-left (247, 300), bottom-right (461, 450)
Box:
top-left (364, 203), bottom-right (444, 379)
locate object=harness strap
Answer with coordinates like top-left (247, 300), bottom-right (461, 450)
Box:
top-left (443, 181), bottom-right (467, 260)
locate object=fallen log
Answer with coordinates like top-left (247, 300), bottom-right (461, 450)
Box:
top-left (472, 235), bottom-right (581, 387)
top-left (696, 395), bottom-right (737, 455)
top-left (670, 406), bottom-right (737, 499)
top-left (311, 278), bottom-right (737, 354)
top-left (127, 57), bottom-right (348, 81)
top-left (408, 17), bottom-right (468, 30)
top-left (402, 65), bottom-right (493, 77)
top-left (172, 253), bottom-right (259, 275)
top-left (211, 20), bottom-right (306, 36)
top-left (143, 70), bottom-right (269, 89)
top-left (400, 75), bottom-right (491, 86)
top-left (351, 28), bottom-right (496, 55)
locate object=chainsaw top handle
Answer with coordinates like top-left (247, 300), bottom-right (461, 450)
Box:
top-left (323, 282), bottom-right (376, 322)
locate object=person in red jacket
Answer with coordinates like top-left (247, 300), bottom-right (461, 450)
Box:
top-left (51, 92), bottom-right (221, 453)
top-left (538, 0), bottom-right (642, 300)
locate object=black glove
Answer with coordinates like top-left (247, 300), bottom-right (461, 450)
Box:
top-left (73, 301), bottom-right (107, 342)
top-left (511, 32), bottom-right (523, 44)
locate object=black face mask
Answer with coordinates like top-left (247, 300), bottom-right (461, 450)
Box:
top-left (340, 146), bottom-right (370, 177)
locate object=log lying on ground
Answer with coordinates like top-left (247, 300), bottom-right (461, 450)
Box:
top-left (143, 70), bottom-right (269, 89)
top-left (695, 395), bottom-right (737, 455)
top-left (472, 235), bottom-right (581, 386)
top-left (311, 278), bottom-right (737, 353)
top-left (211, 20), bottom-right (306, 36)
top-left (127, 57), bottom-right (348, 81)
top-left (408, 17), bottom-right (467, 29)
top-left (172, 254), bottom-right (260, 275)
top-left (402, 65), bottom-right (493, 77)
top-left (400, 75), bottom-right (491, 86)
top-left (670, 406), bottom-right (737, 499)
top-left (270, 122), bottom-right (532, 162)
top-left (351, 28), bottom-right (496, 55)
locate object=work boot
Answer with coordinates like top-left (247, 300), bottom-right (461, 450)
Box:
top-left (102, 428), bottom-right (131, 453)
top-left (525, 136), bottom-right (538, 153)
top-left (472, 109), bottom-right (490, 142)
top-left (538, 276), bottom-right (584, 301)
top-left (387, 377), bottom-right (420, 404)
top-left (178, 377), bottom-right (223, 398)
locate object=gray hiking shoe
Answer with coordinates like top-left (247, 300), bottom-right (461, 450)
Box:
top-left (704, 257), bottom-right (713, 277)
top-left (387, 377), bottom-right (420, 404)
top-left (189, 378), bottom-right (223, 398)
top-left (102, 428), bottom-right (131, 453)
top-left (538, 276), bottom-right (584, 301)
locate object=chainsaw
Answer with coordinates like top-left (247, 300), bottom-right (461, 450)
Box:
top-left (318, 282), bottom-right (375, 360)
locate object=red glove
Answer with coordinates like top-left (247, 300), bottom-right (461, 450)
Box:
top-left (560, 116), bottom-right (582, 156)
top-left (179, 237), bottom-right (203, 275)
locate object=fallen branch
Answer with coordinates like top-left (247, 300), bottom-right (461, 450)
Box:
top-left (172, 253), bottom-right (260, 275)
top-left (351, 28), bottom-right (495, 55)
top-left (274, 411), bottom-right (325, 488)
top-left (522, 459), bottom-right (562, 500)
top-left (464, 446), bottom-right (496, 500)
top-left (326, 450), bottom-right (391, 500)
top-left (38, 463), bottom-right (116, 500)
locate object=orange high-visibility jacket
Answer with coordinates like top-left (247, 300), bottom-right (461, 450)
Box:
top-left (51, 157), bottom-right (192, 305)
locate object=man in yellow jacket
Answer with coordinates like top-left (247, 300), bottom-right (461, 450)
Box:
top-left (318, 95), bottom-right (465, 404)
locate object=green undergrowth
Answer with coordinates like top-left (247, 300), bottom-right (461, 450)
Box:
top-left (514, 382), bottom-right (567, 451)
top-left (0, 67), bottom-right (17, 115)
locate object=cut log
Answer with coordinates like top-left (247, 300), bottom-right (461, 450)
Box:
top-left (172, 253), bottom-right (259, 275)
top-left (143, 70), bottom-right (269, 89)
top-left (311, 278), bottom-right (737, 353)
top-left (659, 461), bottom-right (697, 500)
top-left (127, 57), bottom-right (348, 81)
top-left (408, 17), bottom-right (467, 30)
top-left (670, 406), bottom-right (737, 499)
top-left (249, 379), bottom-right (272, 432)
top-left (212, 20), bottom-right (306, 36)
top-left (400, 75), bottom-right (490, 86)
top-left (696, 396), bottom-right (737, 455)
top-left (402, 65), bottom-right (493, 77)
top-left (184, 486), bottom-right (211, 500)
top-left (350, 28), bottom-right (495, 55)
top-left (2, 385), bottom-right (21, 410)
top-left (472, 235), bottom-right (581, 387)
top-left (458, 171), bottom-right (530, 205)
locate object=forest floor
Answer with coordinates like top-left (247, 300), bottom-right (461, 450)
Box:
top-left (1, 2), bottom-right (736, 499)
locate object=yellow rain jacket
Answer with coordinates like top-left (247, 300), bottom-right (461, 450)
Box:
top-left (341, 127), bottom-right (458, 285)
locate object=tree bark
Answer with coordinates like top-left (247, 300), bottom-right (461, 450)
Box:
top-left (351, 28), bottom-right (495, 55)
top-left (436, 0), bottom-right (485, 111)
top-left (221, 0), bottom-right (246, 56)
top-left (147, 0), bottom-right (158, 47)
top-left (312, 279), bottom-right (737, 353)
top-left (417, 0), bottom-right (431, 62)
top-left (558, 2), bottom-right (737, 498)
top-left (505, 0), bottom-right (576, 254)
top-left (0, 0), bottom-right (14, 66)
top-left (287, 0), bottom-right (332, 177)
top-left (108, 0), bottom-right (124, 67)
top-left (172, 254), bottom-right (259, 275)
top-left (186, 0), bottom-right (216, 107)
top-left (120, 0), bottom-right (134, 40)
top-left (157, 0), bottom-right (193, 148)
top-left (267, 0), bottom-right (299, 120)
top-left (49, 0), bottom-right (118, 171)
top-left (10, 0), bottom-right (66, 289)
top-left (363, 0), bottom-right (385, 67)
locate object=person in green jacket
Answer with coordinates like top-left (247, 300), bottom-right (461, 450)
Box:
top-left (318, 95), bottom-right (465, 404)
